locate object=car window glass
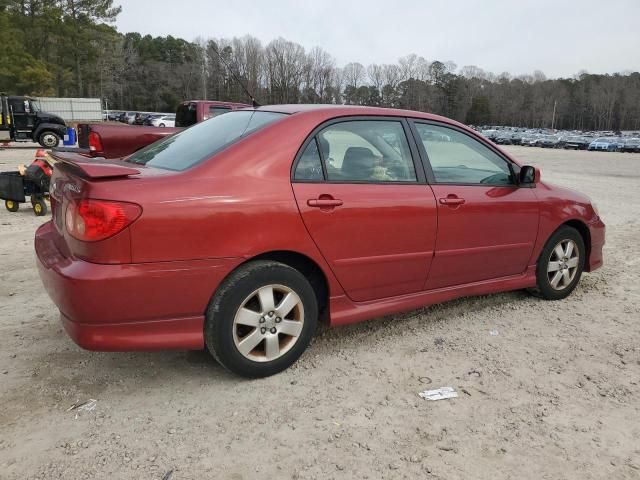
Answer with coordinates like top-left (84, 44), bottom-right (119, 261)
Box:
top-left (317, 121), bottom-right (417, 183)
top-left (415, 123), bottom-right (514, 185)
top-left (294, 139), bottom-right (324, 181)
top-left (206, 106), bottom-right (231, 120)
top-left (10, 99), bottom-right (25, 113)
top-left (127, 111), bottom-right (286, 171)
top-left (175, 103), bottom-right (196, 127)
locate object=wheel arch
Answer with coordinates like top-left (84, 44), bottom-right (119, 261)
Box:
top-left (208, 250), bottom-right (330, 325)
top-left (33, 123), bottom-right (65, 141)
top-left (562, 219), bottom-right (591, 264)
top-left (248, 250), bottom-right (329, 323)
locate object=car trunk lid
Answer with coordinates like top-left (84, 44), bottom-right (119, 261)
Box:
top-left (48, 152), bottom-right (149, 264)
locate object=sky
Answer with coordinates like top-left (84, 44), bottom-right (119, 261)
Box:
top-left (114, 0), bottom-right (640, 78)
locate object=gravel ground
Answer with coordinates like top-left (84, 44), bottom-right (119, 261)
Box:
top-left (0, 146), bottom-right (639, 480)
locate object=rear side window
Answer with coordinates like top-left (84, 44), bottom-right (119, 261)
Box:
top-left (205, 106), bottom-right (231, 120)
top-left (317, 120), bottom-right (417, 183)
top-left (294, 140), bottom-right (324, 180)
top-left (175, 103), bottom-right (197, 127)
top-left (127, 111), bottom-right (286, 171)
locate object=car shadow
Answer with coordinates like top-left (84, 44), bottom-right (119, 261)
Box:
top-left (20, 287), bottom-right (548, 397)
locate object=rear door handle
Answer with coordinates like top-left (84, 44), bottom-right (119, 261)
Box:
top-left (307, 198), bottom-right (343, 208)
top-left (439, 196), bottom-right (466, 206)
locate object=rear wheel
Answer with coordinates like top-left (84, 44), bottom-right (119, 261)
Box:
top-left (31, 197), bottom-right (47, 216)
top-left (5, 200), bottom-right (19, 212)
top-left (531, 226), bottom-right (585, 300)
top-left (159, 123), bottom-right (165, 127)
top-left (205, 260), bottom-right (318, 378)
top-left (38, 131), bottom-right (60, 148)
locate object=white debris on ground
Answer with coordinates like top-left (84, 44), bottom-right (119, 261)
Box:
top-left (419, 387), bottom-right (459, 401)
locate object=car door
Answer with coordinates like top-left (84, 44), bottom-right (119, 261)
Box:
top-left (292, 118), bottom-right (438, 302)
top-left (410, 121), bottom-right (539, 290)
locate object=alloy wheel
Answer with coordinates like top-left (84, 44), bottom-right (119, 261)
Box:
top-left (547, 239), bottom-right (579, 290)
top-left (232, 284), bottom-right (304, 362)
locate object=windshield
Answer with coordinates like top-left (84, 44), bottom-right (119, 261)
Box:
top-left (127, 110), bottom-right (286, 171)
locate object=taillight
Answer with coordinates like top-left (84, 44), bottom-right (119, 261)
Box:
top-left (88, 131), bottom-right (103, 153)
top-left (65, 199), bottom-right (141, 242)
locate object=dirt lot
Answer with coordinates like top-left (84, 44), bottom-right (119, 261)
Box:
top-left (1, 146), bottom-right (639, 480)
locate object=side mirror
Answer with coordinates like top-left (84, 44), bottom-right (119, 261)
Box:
top-left (519, 165), bottom-right (540, 185)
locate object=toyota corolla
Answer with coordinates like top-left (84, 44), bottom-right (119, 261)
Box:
top-left (35, 105), bottom-right (605, 377)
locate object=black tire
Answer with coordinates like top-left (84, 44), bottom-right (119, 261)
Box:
top-left (32, 197), bottom-right (47, 216)
top-left (5, 200), bottom-right (19, 212)
top-left (204, 260), bottom-right (318, 378)
top-left (158, 123), bottom-right (165, 127)
top-left (531, 226), bottom-right (585, 300)
top-left (38, 131), bottom-right (60, 148)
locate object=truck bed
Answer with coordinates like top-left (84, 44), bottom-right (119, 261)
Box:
top-left (77, 123), bottom-right (181, 159)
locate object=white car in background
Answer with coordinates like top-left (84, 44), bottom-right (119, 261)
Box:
top-left (151, 114), bottom-right (176, 127)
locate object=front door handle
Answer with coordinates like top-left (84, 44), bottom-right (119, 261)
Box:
top-left (439, 196), bottom-right (466, 206)
top-left (307, 198), bottom-right (343, 208)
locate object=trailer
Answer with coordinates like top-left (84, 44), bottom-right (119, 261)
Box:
top-left (34, 97), bottom-right (103, 122)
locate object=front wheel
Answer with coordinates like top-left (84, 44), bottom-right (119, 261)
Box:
top-left (531, 226), bottom-right (585, 300)
top-left (204, 260), bottom-right (318, 378)
top-left (38, 131), bottom-right (60, 148)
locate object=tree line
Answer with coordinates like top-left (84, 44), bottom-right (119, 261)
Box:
top-left (1, 0), bottom-right (639, 131)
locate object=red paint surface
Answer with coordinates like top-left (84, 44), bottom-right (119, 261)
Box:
top-left (35, 105), bottom-right (605, 351)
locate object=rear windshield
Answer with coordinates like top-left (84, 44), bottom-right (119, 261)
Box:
top-left (127, 110), bottom-right (286, 171)
top-left (175, 103), bottom-right (197, 127)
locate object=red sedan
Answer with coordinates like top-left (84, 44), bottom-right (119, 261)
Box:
top-left (35, 105), bottom-right (605, 377)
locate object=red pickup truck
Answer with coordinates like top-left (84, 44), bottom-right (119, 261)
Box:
top-left (72, 100), bottom-right (250, 159)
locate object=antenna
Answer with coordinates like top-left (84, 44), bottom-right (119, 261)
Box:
top-left (211, 43), bottom-right (261, 108)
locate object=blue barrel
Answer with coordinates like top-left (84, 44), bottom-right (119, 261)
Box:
top-left (63, 127), bottom-right (77, 146)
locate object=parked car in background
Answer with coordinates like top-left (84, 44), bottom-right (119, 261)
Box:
top-left (528, 134), bottom-right (545, 147)
top-left (539, 135), bottom-right (561, 148)
top-left (141, 114), bottom-right (164, 126)
top-left (37, 105), bottom-right (605, 378)
top-left (509, 131), bottom-right (523, 145)
top-left (619, 138), bottom-right (640, 153)
top-left (480, 129), bottom-right (499, 141)
top-left (519, 133), bottom-right (536, 146)
top-left (493, 131), bottom-right (513, 145)
top-left (120, 111), bottom-right (137, 124)
top-left (588, 137), bottom-right (619, 151)
top-left (134, 112), bottom-right (154, 125)
top-left (561, 135), bottom-right (592, 150)
top-left (151, 114), bottom-right (176, 127)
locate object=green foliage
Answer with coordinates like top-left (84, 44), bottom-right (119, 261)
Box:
top-left (466, 96), bottom-right (491, 125)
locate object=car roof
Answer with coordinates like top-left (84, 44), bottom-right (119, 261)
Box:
top-left (249, 104), bottom-right (465, 127)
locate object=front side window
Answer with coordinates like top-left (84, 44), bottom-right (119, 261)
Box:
top-left (317, 120), bottom-right (417, 183)
top-left (415, 123), bottom-right (514, 185)
top-left (127, 111), bottom-right (286, 171)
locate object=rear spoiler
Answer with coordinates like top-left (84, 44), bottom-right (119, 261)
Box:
top-left (49, 151), bottom-right (140, 179)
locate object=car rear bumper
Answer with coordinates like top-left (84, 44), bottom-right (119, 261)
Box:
top-left (35, 221), bottom-right (242, 351)
top-left (586, 216), bottom-right (605, 272)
